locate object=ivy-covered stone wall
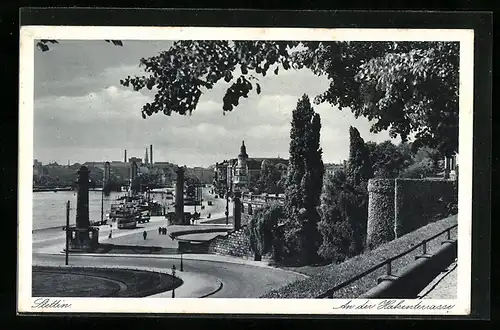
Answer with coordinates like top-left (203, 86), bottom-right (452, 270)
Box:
top-left (367, 179), bottom-right (396, 249)
top-left (367, 178), bottom-right (457, 249)
top-left (394, 179), bottom-right (457, 237)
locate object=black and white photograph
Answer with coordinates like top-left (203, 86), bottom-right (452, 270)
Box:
top-left (18, 23), bottom-right (475, 315)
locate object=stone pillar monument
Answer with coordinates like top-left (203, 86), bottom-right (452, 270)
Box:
top-left (175, 166), bottom-right (185, 224)
top-left (68, 165), bottom-right (99, 252)
top-left (233, 191), bottom-right (242, 230)
top-left (443, 156), bottom-right (450, 179)
top-left (76, 166), bottom-right (91, 230)
top-left (104, 161), bottom-right (111, 183)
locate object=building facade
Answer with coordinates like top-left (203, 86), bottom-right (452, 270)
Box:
top-left (324, 163), bottom-right (345, 177)
top-left (213, 141), bottom-right (289, 195)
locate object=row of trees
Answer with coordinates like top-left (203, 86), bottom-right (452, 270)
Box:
top-left (251, 161), bottom-right (288, 195)
top-left (248, 95), bottom-right (448, 265)
top-left (249, 94), bottom-right (324, 264)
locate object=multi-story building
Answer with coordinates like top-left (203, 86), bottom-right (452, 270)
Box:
top-left (33, 159), bottom-right (43, 180)
top-left (185, 167), bottom-right (213, 184)
top-left (128, 157), bottom-right (142, 165)
top-left (213, 141), bottom-right (289, 194)
top-left (324, 163), bottom-right (345, 177)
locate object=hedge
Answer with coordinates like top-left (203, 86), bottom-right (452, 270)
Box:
top-left (260, 214), bottom-right (457, 298)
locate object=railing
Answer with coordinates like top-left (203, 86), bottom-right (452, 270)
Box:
top-left (241, 193), bottom-right (285, 204)
top-left (316, 223), bottom-right (458, 299)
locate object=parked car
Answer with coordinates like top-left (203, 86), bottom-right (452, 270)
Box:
top-left (208, 201), bottom-right (213, 206)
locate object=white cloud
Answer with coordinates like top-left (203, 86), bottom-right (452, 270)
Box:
top-left (35, 85), bottom-right (152, 124)
top-left (33, 40), bottom-right (400, 167)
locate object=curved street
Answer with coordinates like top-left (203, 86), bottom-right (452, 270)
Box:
top-left (32, 253), bottom-right (305, 298)
top-left (32, 187), bottom-right (304, 298)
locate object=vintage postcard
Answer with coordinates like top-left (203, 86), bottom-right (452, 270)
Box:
top-left (18, 24), bottom-right (474, 315)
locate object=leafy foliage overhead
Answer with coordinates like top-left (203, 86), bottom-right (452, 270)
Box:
top-left (119, 40), bottom-right (458, 155)
top-left (36, 39), bottom-right (123, 52)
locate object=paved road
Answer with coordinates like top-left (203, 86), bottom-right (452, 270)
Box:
top-left (33, 253), bottom-right (304, 298)
top-left (31, 188), bottom-right (302, 298)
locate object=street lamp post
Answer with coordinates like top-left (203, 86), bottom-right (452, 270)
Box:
top-left (194, 184), bottom-right (197, 214)
top-left (171, 264), bottom-right (176, 298)
top-left (65, 200), bottom-right (70, 265)
top-left (225, 187), bottom-right (229, 226)
top-left (100, 180), bottom-right (104, 224)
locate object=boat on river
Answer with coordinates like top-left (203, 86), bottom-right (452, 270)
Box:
top-left (115, 206), bottom-right (138, 229)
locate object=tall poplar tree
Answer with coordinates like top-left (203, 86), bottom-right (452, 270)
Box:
top-left (283, 94), bottom-right (324, 264)
top-left (345, 126), bottom-right (373, 251)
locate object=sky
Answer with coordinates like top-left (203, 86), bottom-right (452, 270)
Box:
top-left (33, 40), bottom-right (398, 168)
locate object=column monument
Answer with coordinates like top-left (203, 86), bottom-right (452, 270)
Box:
top-left (233, 191), bottom-right (242, 231)
top-left (175, 166), bottom-right (186, 224)
top-left (67, 165), bottom-right (99, 252)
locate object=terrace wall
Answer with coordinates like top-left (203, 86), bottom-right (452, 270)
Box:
top-left (367, 178), bottom-right (457, 249)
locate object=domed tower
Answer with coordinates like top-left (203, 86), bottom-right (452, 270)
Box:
top-left (234, 141), bottom-right (249, 190)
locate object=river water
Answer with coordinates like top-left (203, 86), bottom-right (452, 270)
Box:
top-left (32, 191), bottom-right (171, 231)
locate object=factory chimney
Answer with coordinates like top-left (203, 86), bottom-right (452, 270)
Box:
top-left (150, 144), bottom-right (153, 165)
top-left (124, 150), bottom-right (127, 163)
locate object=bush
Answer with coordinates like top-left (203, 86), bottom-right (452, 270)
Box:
top-left (248, 202), bottom-right (285, 261)
top-left (399, 158), bottom-right (436, 178)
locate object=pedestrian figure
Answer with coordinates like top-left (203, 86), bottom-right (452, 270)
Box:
top-left (143, 230), bottom-right (147, 240)
top-left (164, 227), bottom-right (167, 235)
top-left (108, 230), bottom-right (112, 239)
top-left (158, 227), bottom-right (162, 235)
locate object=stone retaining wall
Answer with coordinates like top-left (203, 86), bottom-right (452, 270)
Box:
top-left (367, 178), bottom-right (457, 249)
top-left (206, 198), bottom-right (277, 260)
top-left (394, 179), bottom-right (457, 237)
top-left (207, 226), bottom-right (254, 259)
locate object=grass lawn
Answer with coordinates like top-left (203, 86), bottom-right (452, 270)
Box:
top-left (32, 266), bottom-right (183, 297)
top-left (263, 215), bottom-right (457, 298)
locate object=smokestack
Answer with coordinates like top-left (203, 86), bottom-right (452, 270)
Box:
top-left (150, 144), bottom-right (153, 165)
top-left (124, 150), bottom-right (127, 163)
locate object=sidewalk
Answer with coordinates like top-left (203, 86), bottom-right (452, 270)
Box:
top-left (417, 260), bottom-right (457, 299)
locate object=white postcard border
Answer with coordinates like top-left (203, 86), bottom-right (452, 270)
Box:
top-left (18, 26), bottom-right (474, 315)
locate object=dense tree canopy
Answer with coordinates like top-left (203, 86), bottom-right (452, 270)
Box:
top-left (366, 140), bottom-right (414, 178)
top-left (258, 160), bottom-right (287, 194)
